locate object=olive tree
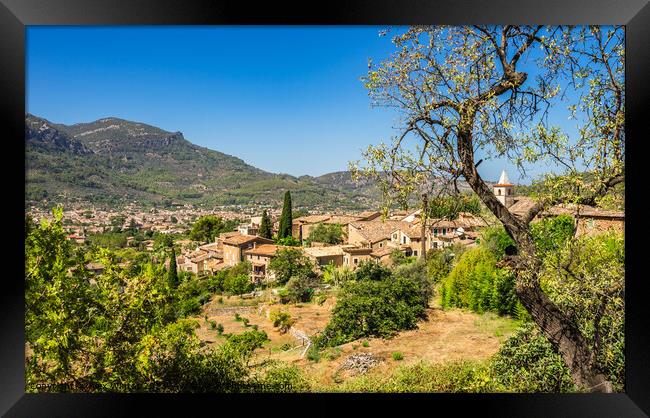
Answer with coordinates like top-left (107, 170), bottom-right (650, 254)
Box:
top-left (351, 25), bottom-right (623, 392)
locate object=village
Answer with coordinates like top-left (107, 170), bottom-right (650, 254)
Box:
top-left (171, 171), bottom-right (622, 282)
top-left (27, 170), bottom-right (623, 285)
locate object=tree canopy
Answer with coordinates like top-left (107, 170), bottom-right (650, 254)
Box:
top-left (351, 25), bottom-right (624, 392)
top-left (277, 191), bottom-right (293, 239)
top-left (189, 215), bottom-right (236, 243)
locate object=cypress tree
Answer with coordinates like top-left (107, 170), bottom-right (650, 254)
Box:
top-left (259, 210), bottom-right (272, 239)
top-left (168, 246), bottom-right (179, 288)
top-left (278, 191), bottom-right (293, 239)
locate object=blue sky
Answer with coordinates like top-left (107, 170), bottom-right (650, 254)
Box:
top-left (27, 26), bottom-right (580, 183)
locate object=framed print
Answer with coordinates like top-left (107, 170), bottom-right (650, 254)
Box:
top-left (2, 0), bottom-right (649, 416)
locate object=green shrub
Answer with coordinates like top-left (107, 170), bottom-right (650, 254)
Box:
top-left (216, 323), bottom-right (224, 335)
top-left (330, 360), bottom-right (495, 393)
top-left (280, 343), bottom-right (292, 351)
top-left (480, 226), bottom-right (515, 260)
top-left (258, 362), bottom-right (310, 392)
top-left (491, 323), bottom-right (575, 392)
top-left (440, 247), bottom-right (518, 316)
top-left (226, 330), bottom-right (269, 363)
top-left (306, 346), bottom-right (321, 363)
top-left (392, 352), bottom-right (404, 361)
top-left (362, 340), bottom-right (370, 348)
top-left (314, 294), bottom-right (328, 305)
top-left (270, 310), bottom-right (294, 334)
top-left (223, 274), bottom-right (252, 295)
top-left (209, 320), bottom-right (217, 330)
top-left (285, 276), bottom-right (315, 303)
top-left (317, 268), bottom-right (429, 347)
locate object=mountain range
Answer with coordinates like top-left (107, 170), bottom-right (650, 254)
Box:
top-left (25, 114), bottom-right (382, 210)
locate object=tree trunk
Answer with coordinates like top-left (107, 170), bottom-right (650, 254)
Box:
top-left (420, 193), bottom-right (428, 261)
top-left (456, 124), bottom-right (613, 392)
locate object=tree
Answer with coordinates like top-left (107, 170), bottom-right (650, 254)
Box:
top-left (189, 215), bottom-right (232, 243)
top-left (268, 248), bottom-right (315, 285)
top-left (306, 223), bottom-right (344, 245)
top-left (223, 274), bottom-right (253, 295)
top-left (278, 191), bottom-right (293, 239)
top-left (259, 210), bottom-right (273, 239)
top-left (352, 26), bottom-right (624, 392)
top-left (167, 247), bottom-right (179, 288)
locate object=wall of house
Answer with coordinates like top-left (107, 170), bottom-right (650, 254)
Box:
top-left (313, 254), bottom-right (344, 267)
top-left (223, 244), bottom-right (241, 267)
top-left (347, 225), bottom-right (368, 246)
top-left (343, 253), bottom-right (372, 269)
top-left (372, 239), bottom-right (389, 250)
top-left (576, 217), bottom-right (624, 237)
top-left (292, 223), bottom-right (302, 240)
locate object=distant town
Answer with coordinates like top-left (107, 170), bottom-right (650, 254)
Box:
top-left (28, 170), bottom-right (624, 284)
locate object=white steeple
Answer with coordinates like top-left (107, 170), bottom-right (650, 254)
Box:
top-left (494, 169), bottom-right (514, 207)
top-left (497, 170), bottom-right (512, 186)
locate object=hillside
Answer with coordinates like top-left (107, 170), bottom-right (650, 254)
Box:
top-left (25, 114), bottom-right (381, 210)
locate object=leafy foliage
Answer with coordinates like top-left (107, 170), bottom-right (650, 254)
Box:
top-left (284, 276), bottom-right (316, 303)
top-left (315, 261), bottom-right (430, 347)
top-left (270, 310), bottom-right (294, 334)
top-left (189, 215), bottom-right (236, 243)
top-left (268, 248), bottom-right (316, 285)
top-left (306, 223), bottom-right (344, 245)
top-left (491, 323), bottom-right (575, 392)
top-left (167, 247), bottom-right (179, 288)
top-left (440, 246), bottom-right (522, 316)
top-left (539, 232), bottom-right (625, 391)
top-left (25, 209), bottom-right (305, 393)
top-left (278, 191), bottom-right (293, 239)
top-left (321, 264), bottom-right (354, 287)
top-left (259, 210), bottom-right (273, 239)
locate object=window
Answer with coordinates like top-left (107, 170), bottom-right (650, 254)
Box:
top-left (403, 236), bottom-right (407, 244)
top-left (413, 250), bottom-right (418, 256)
top-left (353, 258), bottom-right (358, 265)
top-left (379, 243), bottom-right (383, 248)
top-left (497, 189), bottom-right (502, 195)
top-left (434, 228), bottom-right (438, 236)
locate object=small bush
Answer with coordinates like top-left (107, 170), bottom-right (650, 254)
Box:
top-left (209, 320), bottom-right (217, 330)
top-left (491, 323), bottom-right (575, 392)
top-left (270, 309), bottom-right (294, 334)
top-left (306, 346), bottom-right (321, 363)
top-left (362, 340), bottom-right (370, 348)
top-left (392, 352), bottom-right (404, 361)
top-left (216, 323), bottom-right (224, 335)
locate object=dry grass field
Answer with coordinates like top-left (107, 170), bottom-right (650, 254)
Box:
top-left (191, 290), bottom-right (519, 388)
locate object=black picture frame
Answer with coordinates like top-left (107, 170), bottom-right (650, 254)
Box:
top-left (2, 1), bottom-right (649, 416)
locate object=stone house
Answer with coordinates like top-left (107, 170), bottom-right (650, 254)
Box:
top-left (303, 245), bottom-right (347, 269)
top-left (242, 243), bottom-right (283, 284)
top-left (221, 234), bottom-right (275, 267)
top-left (342, 246), bottom-right (374, 269)
top-left (348, 219), bottom-right (410, 250)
